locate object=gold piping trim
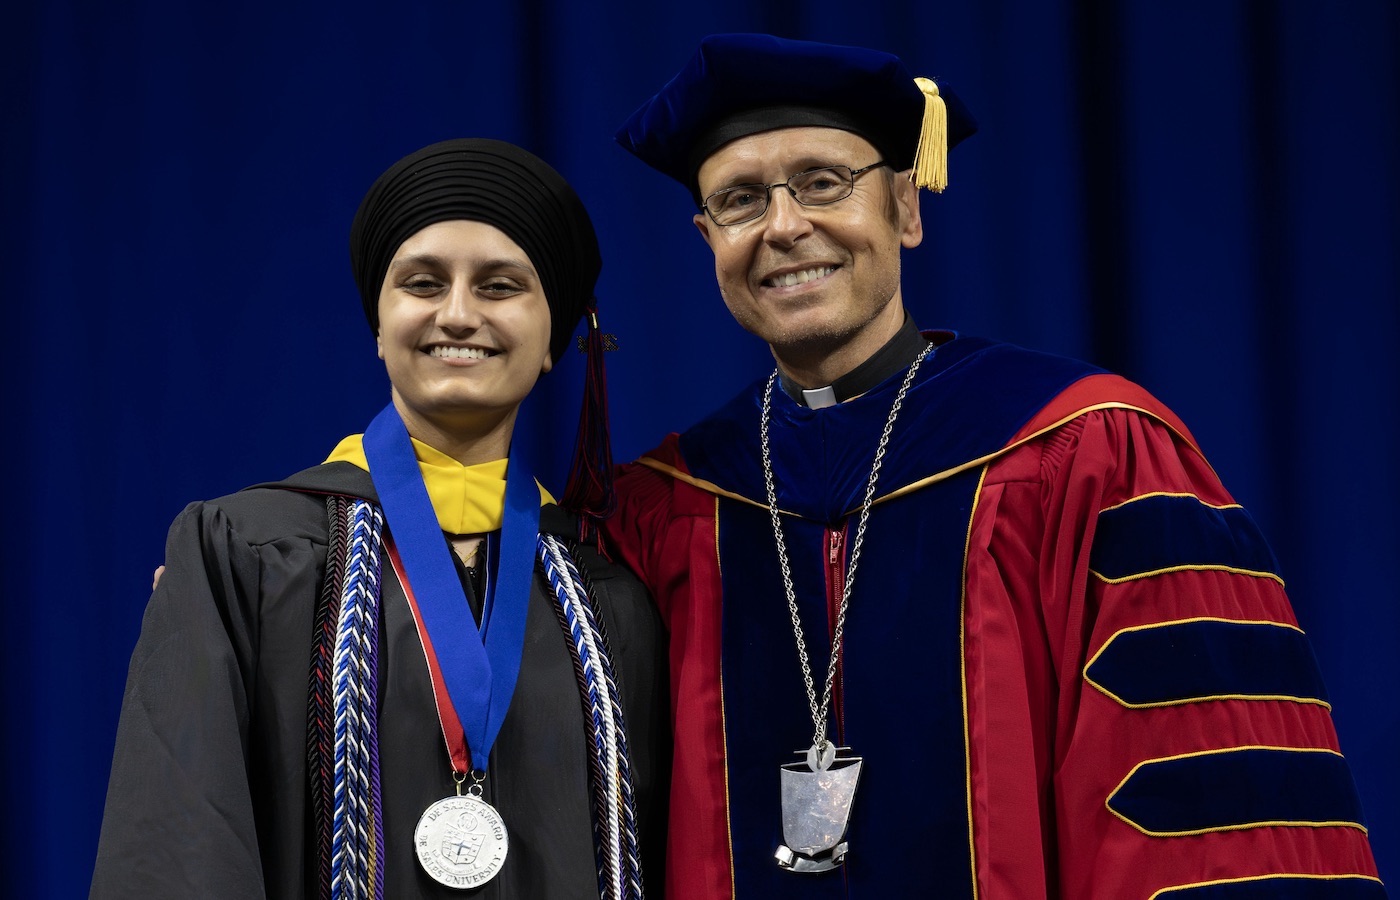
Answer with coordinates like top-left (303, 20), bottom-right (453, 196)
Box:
top-left (1099, 691), bottom-right (1332, 711)
top-left (1106, 745), bottom-right (1368, 837)
top-left (638, 401), bottom-right (1207, 519)
top-left (1082, 617), bottom-right (1331, 711)
top-left (714, 495), bottom-right (738, 898)
top-left (1149, 873), bottom-right (1385, 900)
top-left (868, 402), bottom-right (1207, 514)
top-left (1090, 563), bottom-right (1285, 587)
top-left (637, 457), bottom-right (771, 511)
top-left (1100, 491), bottom-right (1243, 513)
top-left (960, 464), bottom-right (991, 899)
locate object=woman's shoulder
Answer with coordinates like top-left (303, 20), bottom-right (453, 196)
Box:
top-left (540, 504), bottom-right (645, 589)
top-left (177, 461), bottom-right (377, 548)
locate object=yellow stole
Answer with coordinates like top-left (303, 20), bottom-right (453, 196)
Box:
top-left (325, 434), bottom-right (554, 534)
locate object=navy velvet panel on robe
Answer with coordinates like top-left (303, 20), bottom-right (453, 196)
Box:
top-left (679, 338), bottom-right (1102, 896)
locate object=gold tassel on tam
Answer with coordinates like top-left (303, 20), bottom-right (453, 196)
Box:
top-left (911, 76), bottom-right (949, 192)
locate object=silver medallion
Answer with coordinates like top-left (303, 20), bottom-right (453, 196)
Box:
top-left (775, 743), bottom-right (863, 873)
top-left (414, 794), bottom-right (509, 889)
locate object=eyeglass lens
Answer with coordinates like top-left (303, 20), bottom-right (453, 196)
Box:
top-left (705, 165), bottom-right (857, 226)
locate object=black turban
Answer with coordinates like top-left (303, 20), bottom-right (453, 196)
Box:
top-left (349, 138), bottom-right (602, 364)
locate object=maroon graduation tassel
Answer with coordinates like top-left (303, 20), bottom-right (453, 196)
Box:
top-left (562, 299), bottom-right (616, 545)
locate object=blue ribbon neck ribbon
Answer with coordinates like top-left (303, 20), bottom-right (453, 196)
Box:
top-left (362, 402), bottom-right (539, 771)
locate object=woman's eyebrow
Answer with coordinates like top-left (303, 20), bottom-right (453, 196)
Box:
top-left (386, 254), bottom-right (536, 275)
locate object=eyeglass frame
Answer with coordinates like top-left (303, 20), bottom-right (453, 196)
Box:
top-left (699, 161), bottom-right (891, 227)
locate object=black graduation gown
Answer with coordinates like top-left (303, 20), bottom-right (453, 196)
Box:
top-left (90, 462), bottom-right (669, 899)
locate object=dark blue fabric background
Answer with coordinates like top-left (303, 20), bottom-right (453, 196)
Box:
top-left (4, 2), bottom-right (1395, 895)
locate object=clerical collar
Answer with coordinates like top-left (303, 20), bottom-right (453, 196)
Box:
top-left (778, 316), bottom-right (929, 408)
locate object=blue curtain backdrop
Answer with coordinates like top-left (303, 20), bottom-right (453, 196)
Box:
top-left (4, 1), bottom-right (1396, 895)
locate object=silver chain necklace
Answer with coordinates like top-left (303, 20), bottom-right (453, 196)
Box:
top-left (762, 343), bottom-right (933, 873)
top-left (760, 343), bottom-right (932, 748)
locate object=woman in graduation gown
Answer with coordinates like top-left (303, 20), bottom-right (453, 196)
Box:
top-left (91, 139), bottom-right (668, 899)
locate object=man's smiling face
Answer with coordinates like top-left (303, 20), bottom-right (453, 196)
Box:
top-left (692, 126), bottom-right (923, 375)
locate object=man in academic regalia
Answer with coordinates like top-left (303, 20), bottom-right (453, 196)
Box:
top-left (602, 33), bottom-right (1388, 899)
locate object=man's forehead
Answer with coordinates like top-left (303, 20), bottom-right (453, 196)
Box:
top-left (697, 126), bottom-right (880, 187)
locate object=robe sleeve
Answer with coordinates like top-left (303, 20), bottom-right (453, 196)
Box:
top-left (605, 437), bottom-right (693, 625)
top-left (90, 500), bottom-right (271, 899)
top-left (605, 440), bottom-right (737, 900)
top-left (965, 407), bottom-right (1385, 897)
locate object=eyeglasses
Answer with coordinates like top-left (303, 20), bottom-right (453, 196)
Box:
top-left (700, 162), bottom-right (890, 227)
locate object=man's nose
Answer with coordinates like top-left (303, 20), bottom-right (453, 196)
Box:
top-left (762, 188), bottom-right (814, 245)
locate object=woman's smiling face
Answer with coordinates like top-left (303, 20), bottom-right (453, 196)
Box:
top-left (376, 219), bottom-right (553, 443)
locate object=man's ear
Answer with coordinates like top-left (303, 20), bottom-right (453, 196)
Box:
top-left (376, 330), bottom-right (385, 360)
top-left (894, 170), bottom-right (924, 249)
top-left (693, 212), bottom-right (716, 249)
